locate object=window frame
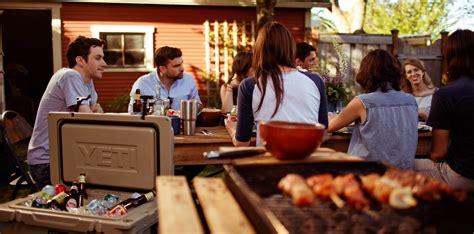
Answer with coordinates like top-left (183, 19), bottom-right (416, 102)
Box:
top-left (91, 25), bottom-right (155, 72)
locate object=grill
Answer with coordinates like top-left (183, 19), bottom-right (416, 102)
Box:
top-left (224, 161), bottom-right (474, 234)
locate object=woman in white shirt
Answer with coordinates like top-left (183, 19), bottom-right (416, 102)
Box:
top-left (402, 58), bottom-right (437, 122)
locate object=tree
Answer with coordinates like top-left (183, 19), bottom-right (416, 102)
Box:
top-left (329, 0), bottom-right (367, 33)
top-left (256, 0), bottom-right (277, 33)
top-left (364, 0), bottom-right (454, 39)
top-left (321, 0), bottom-right (455, 39)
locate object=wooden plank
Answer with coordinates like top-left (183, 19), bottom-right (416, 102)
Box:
top-left (232, 147), bottom-right (362, 166)
top-left (193, 177), bottom-right (255, 234)
top-left (352, 43), bottom-right (363, 76)
top-left (319, 34), bottom-right (392, 44)
top-left (367, 44), bottom-right (378, 52)
top-left (156, 176), bottom-right (204, 234)
top-left (397, 54), bottom-right (442, 60)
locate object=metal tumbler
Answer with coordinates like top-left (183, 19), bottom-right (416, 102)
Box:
top-left (180, 100), bottom-right (198, 135)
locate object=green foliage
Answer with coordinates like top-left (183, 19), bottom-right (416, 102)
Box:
top-left (313, 9), bottom-right (338, 33)
top-left (318, 40), bottom-right (352, 104)
top-left (364, 0), bottom-right (454, 40)
top-left (105, 94), bottom-right (130, 113)
top-left (326, 82), bottom-right (350, 103)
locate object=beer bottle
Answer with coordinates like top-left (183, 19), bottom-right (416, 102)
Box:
top-left (122, 191), bottom-right (155, 210)
top-left (47, 191), bottom-right (68, 211)
top-left (78, 173), bottom-right (88, 207)
top-left (107, 191), bottom-right (155, 216)
top-left (132, 89), bottom-right (142, 114)
top-left (64, 182), bottom-right (80, 211)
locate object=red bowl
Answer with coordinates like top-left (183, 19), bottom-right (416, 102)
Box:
top-left (197, 108), bottom-right (223, 127)
top-left (259, 121), bottom-right (325, 160)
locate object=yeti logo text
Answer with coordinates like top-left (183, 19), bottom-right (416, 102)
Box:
top-left (78, 144), bottom-right (138, 170)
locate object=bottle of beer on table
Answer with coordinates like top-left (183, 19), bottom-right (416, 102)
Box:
top-left (132, 89), bottom-right (142, 114)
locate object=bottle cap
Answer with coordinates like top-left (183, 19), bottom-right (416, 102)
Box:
top-left (79, 173), bottom-right (86, 183)
top-left (144, 191), bottom-right (155, 201)
top-left (55, 184), bottom-right (66, 194)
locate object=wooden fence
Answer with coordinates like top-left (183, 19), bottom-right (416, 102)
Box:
top-left (201, 20), bottom-right (255, 108)
top-left (314, 30), bottom-right (446, 90)
top-left (201, 24), bottom-right (447, 107)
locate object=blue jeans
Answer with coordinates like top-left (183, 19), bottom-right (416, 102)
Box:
top-left (29, 163), bottom-right (51, 190)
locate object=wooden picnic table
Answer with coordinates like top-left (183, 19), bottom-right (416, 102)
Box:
top-left (173, 126), bottom-right (432, 165)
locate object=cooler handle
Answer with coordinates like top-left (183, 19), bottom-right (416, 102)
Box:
top-left (17, 210), bottom-right (94, 231)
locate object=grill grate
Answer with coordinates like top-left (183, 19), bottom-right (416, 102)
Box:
top-left (263, 194), bottom-right (473, 233)
top-left (225, 161), bottom-right (474, 234)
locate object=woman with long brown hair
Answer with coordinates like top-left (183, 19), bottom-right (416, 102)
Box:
top-left (220, 51), bottom-right (253, 113)
top-left (225, 21), bottom-right (328, 146)
top-left (328, 49), bottom-right (418, 169)
top-left (415, 29), bottom-right (474, 191)
top-left (402, 58), bottom-right (437, 121)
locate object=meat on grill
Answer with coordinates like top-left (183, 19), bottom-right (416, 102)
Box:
top-left (279, 168), bottom-right (466, 210)
top-left (278, 173), bottom-right (314, 207)
top-left (307, 174), bottom-right (368, 209)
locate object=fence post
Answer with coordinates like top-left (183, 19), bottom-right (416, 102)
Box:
top-left (440, 31), bottom-right (448, 86)
top-left (232, 20), bottom-right (238, 56)
top-left (204, 20), bottom-right (210, 79)
top-left (251, 20), bottom-right (255, 46)
top-left (223, 21), bottom-right (229, 84)
top-left (214, 20), bottom-right (220, 85)
top-left (390, 29), bottom-right (399, 57)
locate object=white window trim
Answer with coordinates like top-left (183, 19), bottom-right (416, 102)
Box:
top-left (91, 25), bottom-right (155, 72)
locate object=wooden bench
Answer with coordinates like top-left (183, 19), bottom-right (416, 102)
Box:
top-left (156, 176), bottom-right (255, 234)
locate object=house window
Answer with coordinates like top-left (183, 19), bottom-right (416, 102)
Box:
top-left (91, 25), bottom-right (155, 72)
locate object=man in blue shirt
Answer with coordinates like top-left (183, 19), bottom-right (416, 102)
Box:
top-left (295, 42), bottom-right (317, 72)
top-left (128, 46), bottom-right (201, 112)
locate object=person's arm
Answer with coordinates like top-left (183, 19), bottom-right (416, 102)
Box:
top-left (327, 97), bottom-right (365, 133)
top-left (91, 103), bottom-right (104, 113)
top-left (315, 75), bottom-right (329, 128)
top-left (75, 103), bottom-right (103, 113)
top-left (426, 89), bottom-right (451, 161)
top-left (430, 129), bottom-right (449, 161)
top-left (225, 78), bottom-right (255, 146)
top-left (220, 85), bottom-right (233, 113)
top-left (418, 111), bottom-right (429, 122)
top-left (188, 75), bottom-right (201, 101)
top-left (78, 104), bottom-right (93, 113)
top-left (225, 118), bottom-right (250, 146)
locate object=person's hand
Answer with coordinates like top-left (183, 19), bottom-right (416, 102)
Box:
top-left (418, 111), bottom-right (428, 122)
top-left (91, 103), bottom-right (104, 113)
top-left (225, 114), bottom-right (237, 139)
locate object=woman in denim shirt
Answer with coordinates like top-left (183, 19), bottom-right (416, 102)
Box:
top-left (328, 49), bottom-right (418, 169)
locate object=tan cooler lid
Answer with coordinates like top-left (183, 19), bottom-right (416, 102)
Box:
top-left (48, 112), bottom-right (174, 191)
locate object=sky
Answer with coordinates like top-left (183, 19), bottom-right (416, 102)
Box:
top-left (311, 0), bottom-right (474, 32)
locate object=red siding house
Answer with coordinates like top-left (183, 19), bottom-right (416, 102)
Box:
top-left (1, 0), bottom-right (330, 113)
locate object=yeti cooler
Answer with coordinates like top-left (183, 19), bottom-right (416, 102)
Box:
top-left (0, 112), bottom-right (174, 233)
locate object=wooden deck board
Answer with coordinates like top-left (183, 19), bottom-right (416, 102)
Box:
top-left (193, 177), bottom-right (255, 234)
top-left (156, 176), bottom-right (204, 234)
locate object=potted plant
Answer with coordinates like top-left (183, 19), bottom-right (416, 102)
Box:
top-left (318, 39), bottom-right (351, 113)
